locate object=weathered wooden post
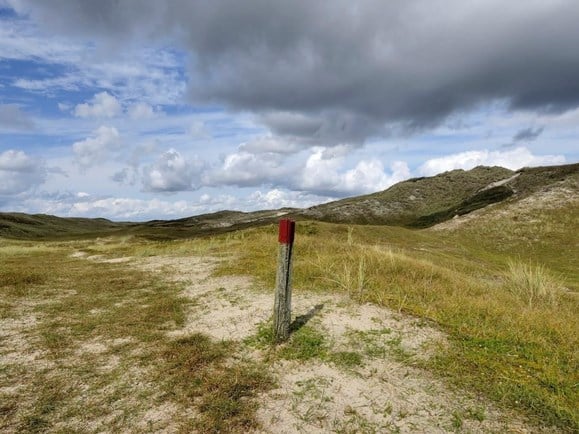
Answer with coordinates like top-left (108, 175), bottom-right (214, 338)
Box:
top-left (273, 218), bottom-right (295, 343)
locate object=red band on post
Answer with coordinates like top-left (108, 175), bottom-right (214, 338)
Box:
top-left (278, 219), bottom-right (295, 244)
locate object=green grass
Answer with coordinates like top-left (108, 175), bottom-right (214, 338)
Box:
top-left (279, 326), bottom-right (329, 361)
top-left (327, 351), bottom-right (364, 369)
top-left (246, 321), bottom-right (364, 369)
top-left (214, 216), bottom-right (579, 431)
top-left (246, 321), bottom-right (329, 361)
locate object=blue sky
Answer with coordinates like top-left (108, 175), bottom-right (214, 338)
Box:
top-left (0, 1), bottom-right (577, 221)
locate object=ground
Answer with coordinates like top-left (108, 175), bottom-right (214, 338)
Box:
top-left (1, 243), bottom-right (552, 433)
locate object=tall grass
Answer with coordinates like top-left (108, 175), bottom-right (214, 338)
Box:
top-left (505, 260), bottom-right (562, 307)
top-left (216, 221), bottom-right (579, 431)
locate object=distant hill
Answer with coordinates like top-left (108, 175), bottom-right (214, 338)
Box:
top-left (0, 209), bottom-right (295, 240)
top-left (0, 212), bottom-right (126, 239)
top-left (1, 163), bottom-right (577, 239)
top-left (135, 208), bottom-right (295, 240)
top-left (298, 163), bottom-right (579, 227)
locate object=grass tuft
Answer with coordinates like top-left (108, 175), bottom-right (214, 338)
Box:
top-left (505, 260), bottom-right (563, 307)
top-left (279, 326), bottom-right (328, 361)
top-left (327, 351), bottom-right (363, 369)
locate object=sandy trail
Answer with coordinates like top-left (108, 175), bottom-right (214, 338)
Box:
top-left (137, 254), bottom-right (539, 433)
top-left (1, 250), bottom-right (548, 432)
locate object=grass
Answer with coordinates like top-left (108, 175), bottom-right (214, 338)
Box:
top-left (279, 326), bottom-right (329, 361)
top-left (0, 239), bottom-right (272, 433)
top-left (247, 321), bottom-right (329, 361)
top-left (246, 321), bottom-right (364, 370)
top-left (1, 172), bottom-right (577, 431)
top-left (215, 216), bottom-right (579, 431)
top-left (162, 334), bottom-right (273, 433)
top-left (345, 328), bottom-right (409, 362)
top-left (504, 260), bottom-right (563, 308)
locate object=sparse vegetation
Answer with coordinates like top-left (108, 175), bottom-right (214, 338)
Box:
top-left (246, 321), bottom-right (364, 369)
top-left (0, 239), bottom-right (273, 432)
top-left (1, 162), bottom-right (577, 431)
top-left (162, 334), bottom-right (273, 433)
top-left (216, 213), bottom-right (578, 430)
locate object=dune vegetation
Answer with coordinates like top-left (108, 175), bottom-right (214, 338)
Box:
top-left (1, 165), bottom-right (577, 432)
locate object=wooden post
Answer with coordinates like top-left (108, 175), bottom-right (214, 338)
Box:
top-left (273, 219), bottom-right (295, 343)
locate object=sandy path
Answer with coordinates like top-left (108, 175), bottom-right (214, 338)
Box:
top-left (137, 254), bottom-right (542, 433)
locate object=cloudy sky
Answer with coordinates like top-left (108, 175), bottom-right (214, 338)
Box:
top-left (1, 0), bottom-right (577, 221)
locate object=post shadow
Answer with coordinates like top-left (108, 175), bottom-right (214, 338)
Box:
top-left (289, 304), bottom-right (324, 334)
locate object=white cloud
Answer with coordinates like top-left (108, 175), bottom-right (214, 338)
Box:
top-left (72, 126), bottom-right (121, 168)
top-left (52, 196), bottom-right (205, 220)
top-left (142, 149), bottom-right (205, 192)
top-left (247, 189), bottom-right (330, 210)
top-left (188, 120), bottom-right (209, 138)
top-left (0, 149), bottom-right (46, 195)
top-left (342, 160), bottom-right (410, 194)
top-left (8, 190), bottom-right (242, 221)
top-left (298, 148), bottom-right (342, 192)
top-left (74, 92), bottom-right (122, 118)
top-left (69, 197), bottom-right (192, 220)
top-left (198, 193), bottom-right (236, 207)
top-left (418, 147), bottom-right (566, 176)
top-left (13, 75), bottom-right (82, 92)
top-left (297, 148), bottom-right (410, 196)
top-left (128, 102), bottom-right (157, 120)
top-left (1, 15), bottom-right (186, 105)
top-left (207, 151), bottom-right (288, 187)
top-left (57, 102), bottom-right (72, 112)
top-left (239, 135), bottom-right (303, 154)
top-left (208, 145), bottom-right (411, 197)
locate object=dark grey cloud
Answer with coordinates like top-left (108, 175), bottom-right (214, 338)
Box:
top-left (257, 110), bottom-right (388, 147)
top-left (513, 126), bottom-right (544, 143)
top-left (10, 0), bottom-right (579, 144)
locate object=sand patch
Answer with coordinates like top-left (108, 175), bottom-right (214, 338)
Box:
top-left (256, 359), bottom-right (532, 433)
top-left (134, 254), bottom-right (547, 433)
top-left (69, 251), bottom-right (88, 258)
top-left (99, 256), bottom-right (133, 263)
top-left (434, 182), bottom-right (579, 231)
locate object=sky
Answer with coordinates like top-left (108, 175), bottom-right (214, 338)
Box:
top-left (0, 0), bottom-right (577, 221)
